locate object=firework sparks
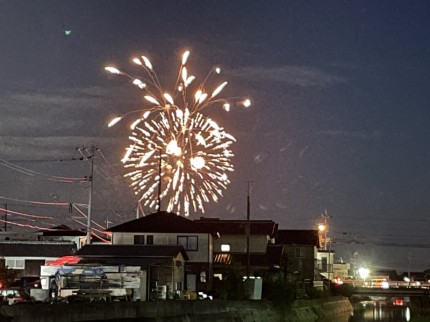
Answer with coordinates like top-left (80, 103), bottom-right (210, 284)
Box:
top-left (105, 50), bottom-right (250, 216)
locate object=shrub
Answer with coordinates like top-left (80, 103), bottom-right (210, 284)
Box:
top-left (216, 266), bottom-right (246, 300)
top-left (262, 278), bottom-right (296, 307)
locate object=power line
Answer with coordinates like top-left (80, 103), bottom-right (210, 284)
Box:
top-left (76, 145), bottom-right (98, 245)
top-left (334, 239), bottom-right (430, 249)
top-left (4, 158), bottom-right (86, 163)
top-left (0, 158), bottom-right (88, 183)
top-left (0, 194), bottom-right (81, 207)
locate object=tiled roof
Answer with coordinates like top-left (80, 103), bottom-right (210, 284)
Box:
top-left (79, 257), bottom-right (176, 267)
top-left (39, 225), bottom-right (85, 237)
top-left (76, 244), bottom-right (189, 260)
top-left (0, 241), bottom-right (77, 257)
top-left (107, 211), bottom-right (208, 234)
top-left (194, 218), bottom-right (278, 237)
top-left (276, 230), bottom-right (320, 247)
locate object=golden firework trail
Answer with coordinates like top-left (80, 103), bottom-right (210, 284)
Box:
top-left (105, 50), bottom-right (251, 216)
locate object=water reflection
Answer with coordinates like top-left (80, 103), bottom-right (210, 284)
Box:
top-left (316, 305), bottom-right (430, 322)
top-left (349, 306), bottom-right (411, 322)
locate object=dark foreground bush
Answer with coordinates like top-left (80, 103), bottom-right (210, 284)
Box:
top-left (331, 283), bottom-right (354, 297)
top-left (262, 279), bottom-right (296, 307)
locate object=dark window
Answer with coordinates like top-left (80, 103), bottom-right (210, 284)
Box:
top-left (322, 258), bottom-right (328, 272)
top-left (147, 235), bottom-right (154, 245)
top-left (134, 235), bottom-right (145, 245)
top-left (295, 247), bottom-right (305, 258)
top-left (177, 236), bottom-right (198, 251)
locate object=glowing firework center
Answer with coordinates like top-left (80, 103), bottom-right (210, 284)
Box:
top-left (105, 51), bottom-right (250, 216)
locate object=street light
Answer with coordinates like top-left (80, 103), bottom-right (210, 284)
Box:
top-left (317, 223), bottom-right (328, 250)
top-left (358, 267), bottom-right (369, 286)
top-left (317, 210), bottom-right (329, 250)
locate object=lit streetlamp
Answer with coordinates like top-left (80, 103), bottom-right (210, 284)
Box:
top-left (358, 267), bottom-right (369, 286)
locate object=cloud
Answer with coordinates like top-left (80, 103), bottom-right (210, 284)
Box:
top-left (0, 85), bottom-right (137, 137)
top-left (0, 135), bottom-right (118, 159)
top-left (230, 65), bottom-right (346, 87)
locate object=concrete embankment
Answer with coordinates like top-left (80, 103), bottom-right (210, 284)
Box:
top-left (286, 296), bottom-right (353, 322)
top-left (0, 296), bottom-right (352, 322)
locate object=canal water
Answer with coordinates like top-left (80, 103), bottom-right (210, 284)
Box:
top-left (351, 306), bottom-right (430, 322)
top-left (318, 305), bottom-right (430, 322)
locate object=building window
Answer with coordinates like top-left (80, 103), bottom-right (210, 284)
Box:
top-left (321, 258), bottom-right (328, 272)
top-left (134, 235), bottom-right (145, 245)
top-left (295, 247), bottom-right (305, 258)
top-left (5, 259), bottom-right (25, 269)
top-left (147, 235), bottom-right (154, 245)
top-left (177, 236), bottom-right (198, 251)
top-left (221, 244), bottom-right (230, 252)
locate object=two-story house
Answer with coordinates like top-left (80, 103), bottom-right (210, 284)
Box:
top-left (194, 217), bottom-right (278, 278)
top-left (106, 211), bottom-right (214, 293)
top-left (276, 230), bottom-right (320, 283)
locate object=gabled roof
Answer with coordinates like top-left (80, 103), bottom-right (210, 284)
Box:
top-left (76, 244), bottom-right (189, 261)
top-left (41, 225), bottom-right (86, 237)
top-left (276, 229), bottom-right (320, 247)
top-left (107, 211), bottom-right (208, 234)
top-left (194, 217), bottom-right (278, 237)
top-left (0, 241), bottom-right (77, 257)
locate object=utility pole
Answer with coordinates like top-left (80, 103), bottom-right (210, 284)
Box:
top-left (77, 145), bottom-right (98, 245)
top-left (157, 149), bottom-right (162, 212)
top-left (318, 209), bottom-right (329, 250)
top-left (246, 181), bottom-right (251, 279)
top-left (408, 252), bottom-right (412, 287)
top-left (3, 203), bottom-right (7, 232)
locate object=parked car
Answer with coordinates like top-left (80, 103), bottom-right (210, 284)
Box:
top-left (0, 288), bottom-right (29, 304)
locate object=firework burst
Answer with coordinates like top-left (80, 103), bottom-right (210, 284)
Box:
top-left (105, 50), bottom-right (250, 216)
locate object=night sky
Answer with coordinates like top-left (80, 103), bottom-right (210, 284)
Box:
top-left (1, 1), bottom-right (430, 273)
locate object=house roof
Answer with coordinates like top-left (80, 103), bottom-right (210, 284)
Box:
top-left (76, 244), bottom-right (189, 261)
top-left (107, 211), bottom-right (208, 234)
top-left (276, 229), bottom-right (320, 247)
top-left (194, 217), bottom-right (278, 237)
top-left (0, 241), bottom-right (77, 257)
top-left (46, 256), bottom-right (82, 266)
top-left (78, 257), bottom-right (176, 267)
top-left (41, 225), bottom-right (86, 237)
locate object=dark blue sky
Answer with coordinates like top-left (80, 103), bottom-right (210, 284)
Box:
top-left (1, 1), bottom-right (430, 272)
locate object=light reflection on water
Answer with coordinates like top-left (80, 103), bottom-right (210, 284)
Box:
top-left (317, 305), bottom-right (430, 322)
top-left (349, 306), bottom-right (411, 322)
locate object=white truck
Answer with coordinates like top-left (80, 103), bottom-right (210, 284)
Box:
top-left (40, 265), bottom-right (142, 302)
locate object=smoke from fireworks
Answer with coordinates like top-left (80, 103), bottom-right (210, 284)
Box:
top-left (105, 50), bottom-right (250, 216)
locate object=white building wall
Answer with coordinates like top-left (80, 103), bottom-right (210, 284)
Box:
top-left (112, 232), bottom-right (212, 263)
top-left (213, 235), bottom-right (269, 253)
